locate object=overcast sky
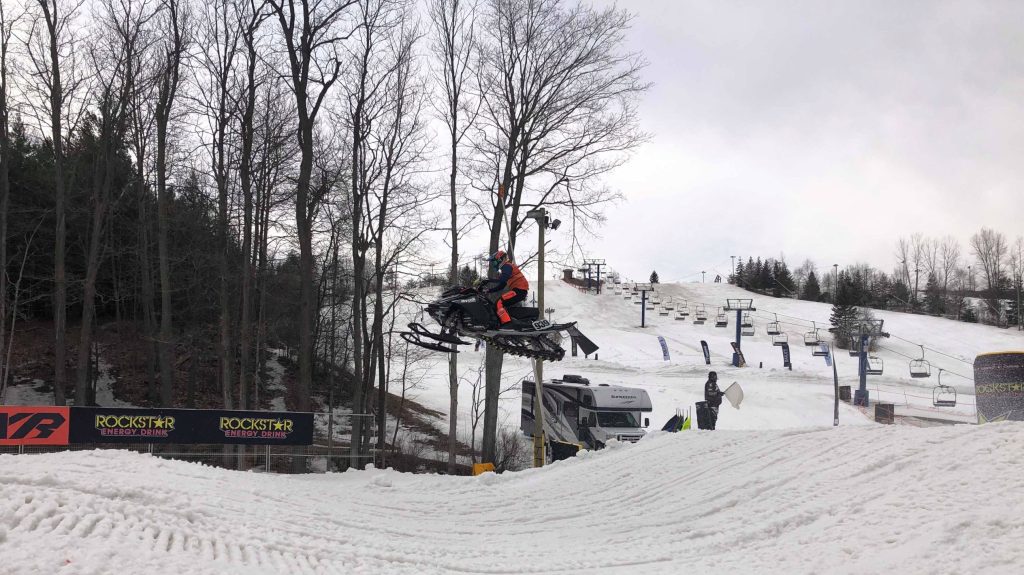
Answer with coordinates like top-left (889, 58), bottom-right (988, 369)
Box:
top-left (570, 0), bottom-right (1024, 283)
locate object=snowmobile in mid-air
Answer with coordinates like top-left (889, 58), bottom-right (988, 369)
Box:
top-left (400, 285), bottom-right (598, 361)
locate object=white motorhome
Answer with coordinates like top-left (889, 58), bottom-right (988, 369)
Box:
top-left (521, 374), bottom-right (653, 450)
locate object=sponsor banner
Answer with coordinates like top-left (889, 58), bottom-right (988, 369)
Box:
top-left (0, 407), bottom-right (70, 446)
top-left (729, 342), bottom-right (746, 368)
top-left (657, 336), bottom-right (671, 361)
top-left (69, 407), bottom-right (314, 445)
top-left (781, 343), bottom-right (792, 368)
top-left (700, 340), bottom-right (711, 366)
top-left (820, 344), bottom-right (833, 367)
top-left (974, 353), bottom-right (1024, 424)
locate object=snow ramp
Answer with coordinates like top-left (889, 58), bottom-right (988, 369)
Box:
top-left (3, 423), bottom-right (1024, 574)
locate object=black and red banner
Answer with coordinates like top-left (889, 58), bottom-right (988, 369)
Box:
top-left (0, 407), bottom-right (70, 446)
top-left (1, 407), bottom-right (313, 446)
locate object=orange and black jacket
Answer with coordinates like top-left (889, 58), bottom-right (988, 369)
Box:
top-left (486, 262), bottom-right (529, 293)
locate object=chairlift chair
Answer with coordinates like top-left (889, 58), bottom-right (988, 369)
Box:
top-left (865, 356), bottom-right (883, 376)
top-left (812, 345), bottom-right (829, 357)
top-left (932, 369), bottom-right (956, 407)
top-left (678, 301), bottom-right (690, 316)
top-left (772, 333), bottom-right (788, 346)
top-left (803, 321), bottom-right (823, 346)
top-left (694, 304), bottom-right (707, 321)
top-left (742, 320), bottom-right (755, 337)
top-left (741, 313), bottom-right (753, 328)
top-left (766, 314), bottom-right (781, 336)
top-left (663, 297), bottom-right (675, 311)
top-left (910, 345), bottom-right (931, 378)
top-left (715, 308), bottom-right (728, 328)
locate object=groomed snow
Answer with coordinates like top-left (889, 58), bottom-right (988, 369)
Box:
top-left (3, 423), bottom-right (1024, 573)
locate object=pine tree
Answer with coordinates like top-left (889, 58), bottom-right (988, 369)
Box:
top-left (923, 272), bottom-right (944, 315)
top-left (893, 279), bottom-right (911, 310)
top-left (650, 270), bottom-right (659, 284)
top-left (733, 259), bottom-right (746, 286)
top-left (802, 271), bottom-right (821, 301)
top-left (758, 259), bottom-right (772, 292)
top-left (830, 274), bottom-right (859, 344)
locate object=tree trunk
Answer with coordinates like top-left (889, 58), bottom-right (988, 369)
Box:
top-left (41, 0), bottom-right (68, 406)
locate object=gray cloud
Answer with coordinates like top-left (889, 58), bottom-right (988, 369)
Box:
top-left (588, 0), bottom-right (1024, 281)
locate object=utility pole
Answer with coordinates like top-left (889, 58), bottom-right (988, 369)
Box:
top-left (731, 256), bottom-right (736, 277)
top-left (526, 208), bottom-right (560, 468)
top-left (833, 264), bottom-right (839, 304)
top-left (702, 271), bottom-right (706, 283)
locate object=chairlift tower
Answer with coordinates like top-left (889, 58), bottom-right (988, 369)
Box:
top-left (633, 283), bottom-right (655, 327)
top-left (846, 319), bottom-right (890, 407)
top-left (583, 259), bottom-right (606, 294)
top-left (724, 299), bottom-right (756, 367)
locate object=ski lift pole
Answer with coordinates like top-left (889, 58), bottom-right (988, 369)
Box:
top-left (856, 334), bottom-right (870, 406)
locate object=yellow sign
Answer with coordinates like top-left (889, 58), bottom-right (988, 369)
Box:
top-left (472, 463), bottom-right (495, 476)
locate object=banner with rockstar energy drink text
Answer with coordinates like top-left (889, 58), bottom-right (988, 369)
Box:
top-left (974, 352), bottom-right (1024, 424)
top-left (69, 407), bottom-right (314, 445)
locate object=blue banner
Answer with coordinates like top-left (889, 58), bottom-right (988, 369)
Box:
top-left (657, 336), bottom-right (670, 361)
top-left (700, 340), bottom-right (711, 366)
top-left (821, 343), bottom-right (833, 367)
top-left (781, 342), bottom-right (791, 368)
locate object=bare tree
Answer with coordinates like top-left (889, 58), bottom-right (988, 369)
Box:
top-left (26, 0), bottom-right (88, 405)
top-left (268, 0), bottom-right (355, 429)
top-left (429, 0), bottom-right (477, 474)
top-left (74, 0), bottom-right (150, 405)
top-left (195, 0), bottom-right (242, 409)
top-left (154, 0), bottom-right (189, 405)
top-left (970, 227), bottom-right (1008, 318)
top-left (0, 0), bottom-right (14, 391)
top-left (939, 235), bottom-right (960, 315)
top-left (473, 0), bottom-right (648, 462)
top-left (235, 0), bottom-right (268, 411)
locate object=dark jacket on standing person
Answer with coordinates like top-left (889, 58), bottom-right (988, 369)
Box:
top-left (705, 372), bottom-right (724, 408)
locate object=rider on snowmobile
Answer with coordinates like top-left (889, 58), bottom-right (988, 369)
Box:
top-left (480, 250), bottom-right (529, 328)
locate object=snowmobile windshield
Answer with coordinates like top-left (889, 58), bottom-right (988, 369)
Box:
top-left (596, 412), bottom-right (639, 428)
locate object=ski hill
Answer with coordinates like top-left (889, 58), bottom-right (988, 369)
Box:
top-left (411, 279), bottom-right (1022, 445)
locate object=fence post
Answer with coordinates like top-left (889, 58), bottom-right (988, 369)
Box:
top-left (266, 445), bottom-right (271, 473)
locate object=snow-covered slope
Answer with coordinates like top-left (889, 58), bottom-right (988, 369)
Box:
top-left (4, 423), bottom-right (1024, 574)
top-left (412, 279), bottom-right (1023, 447)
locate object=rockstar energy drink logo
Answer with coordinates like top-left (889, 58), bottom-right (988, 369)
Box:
top-left (976, 383), bottom-right (1024, 395)
top-left (219, 417), bottom-right (294, 440)
top-left (95, 414), bottom-right (176, 438)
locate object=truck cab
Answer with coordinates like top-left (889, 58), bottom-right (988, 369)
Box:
top-left (521, 374), bottom-right (653, 451)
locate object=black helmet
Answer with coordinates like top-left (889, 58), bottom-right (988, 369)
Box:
top-left (708, 371), bottom-right (718, 381)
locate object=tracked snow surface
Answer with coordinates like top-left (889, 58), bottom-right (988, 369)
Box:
top-left (3, 424), bottom-right (1024, 574)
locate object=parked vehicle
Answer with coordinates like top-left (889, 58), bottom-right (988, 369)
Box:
top-left (521, 374), bottom-right (652, 450)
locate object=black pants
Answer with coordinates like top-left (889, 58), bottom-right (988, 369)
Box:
top-left (708, 405), bottom-right (719, 430)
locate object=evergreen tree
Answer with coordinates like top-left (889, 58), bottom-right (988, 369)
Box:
top-left (830, 273), bottom-right (859, 345)
top-left (1005, 276), bottom-right (1022, 328)
top-left (733, 259), bottom-right (746, 286)
top-left (650, 270), bottom-right (659, 284)
top-left (802, 271), bottom-right (821, 301)
top-left (893, 279), bottom-right (911, 310)
top-left (758, 258), bottom-right (772, 292)
top-left (923, 272), bottom-right (945, 316)
top-left (773, 261), bottom-right (797, 297)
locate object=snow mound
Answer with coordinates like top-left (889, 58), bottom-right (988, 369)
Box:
top-left (4, 423), bottom-right (1024, 573)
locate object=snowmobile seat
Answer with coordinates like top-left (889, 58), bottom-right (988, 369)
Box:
top-left (509, 306), bottom-right (540, 321)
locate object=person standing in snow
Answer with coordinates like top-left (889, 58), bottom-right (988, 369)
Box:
top-left (704, 371), bottom-right (725, 430)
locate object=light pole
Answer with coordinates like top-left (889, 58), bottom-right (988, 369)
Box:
top-left (833, 264), bottom-right (839, 304)
top-left (731, 256), bottom-right (736, 277)
top-left (526, 208), bottom-right (560, 468)
top-left (702, 271), bottom-right (706, 283)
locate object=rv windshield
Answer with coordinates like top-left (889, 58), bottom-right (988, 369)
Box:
top-left (596, 412), bottom-right (639, 428)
